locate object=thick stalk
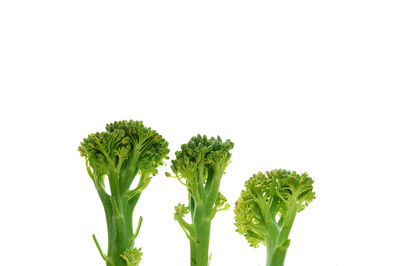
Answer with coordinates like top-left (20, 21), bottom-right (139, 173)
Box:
top-left (190, 206), bottom-right (211, 266)
top-left (266, 244), bottom-right (288, 266)
top-left (189, 240), bottom-right (197, 266)
top-left (103, 195), bottom-right (139, 266)
top-left (266, 198), bottom-right (297, 266)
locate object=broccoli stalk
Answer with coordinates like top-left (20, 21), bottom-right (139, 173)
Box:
top-left (166, 135), bottom-right (233, 266)
top-left (78, 120), bottom-right (169, 266)
top-left (234, 170), bottom-right (315, 266)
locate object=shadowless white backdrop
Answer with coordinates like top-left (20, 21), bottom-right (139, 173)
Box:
top-left (1, 1), bottom-right (399, 266)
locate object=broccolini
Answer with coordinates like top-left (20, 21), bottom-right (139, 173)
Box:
top-left (167, 135), bottom-right (233, 266)
top-left (79, 120), bottom-right (169, 266)
top-left (234, 169), bottom-right (315, 266)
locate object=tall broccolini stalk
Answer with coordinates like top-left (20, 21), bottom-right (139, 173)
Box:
top-left (78, 120), bottom-right (169, 266)
top-left (234, 169), bottom-right (315, 266)
top-left (166, 135), bottom-right (233, 266)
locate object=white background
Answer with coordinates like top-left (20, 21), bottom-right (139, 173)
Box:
top-left (1, 1), bottom-right (399, 265)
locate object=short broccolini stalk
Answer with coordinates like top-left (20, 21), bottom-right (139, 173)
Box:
top-left (234, 169), bottom-right (315, 266)
top-left (78, 120), bottom-right (169, 266)
top-left (166, 135), bottom-right (233, 266)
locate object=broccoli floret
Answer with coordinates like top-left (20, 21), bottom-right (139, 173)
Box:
top-left (121, 248), bottom-right (143, 266)
top-left (234, 169), bottom-right (315, 266)
top-left (79, 120), bottom-right (169, 266)
top-left (167, 135), bottom-right (233, 266)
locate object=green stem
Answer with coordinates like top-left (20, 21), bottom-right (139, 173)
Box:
top-left (106, 198), bottom-right (128, 266)
top-left (103, 195), bottom-right (141, 266)
top-left (190, 207), bottom-right (212, 266)
top-left (92, 234), bottom-right (107, 261)
top-left (190, 239), bottom-right (197, 266)
top-left (265, 199), bottom-right (297, 266)
top-left (266, 243), bottom-right (289, 266)
top-left (133, 216), bottom-right (143, 240)
top-left (126, 194), bottom-right (140, 248)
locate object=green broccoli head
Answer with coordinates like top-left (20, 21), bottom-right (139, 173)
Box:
top-left (234, 169), bottom-right (315, 248)
top-left (168, 135), bottom-right (233, 200)
top-left (78, 120), bottom-right (169, 193)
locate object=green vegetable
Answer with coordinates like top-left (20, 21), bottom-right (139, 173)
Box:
top-left (78, 120), bottom-right (169, 266)
top-left (166, 135), bottom-right (233, 266)
top-left (234, 170), bottom-right (315, 266)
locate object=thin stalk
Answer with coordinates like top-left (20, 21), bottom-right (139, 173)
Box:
top-left (92, 234), bottom-right (107, 261)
